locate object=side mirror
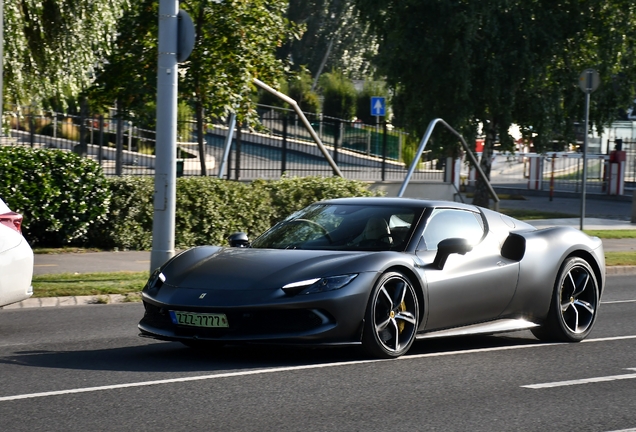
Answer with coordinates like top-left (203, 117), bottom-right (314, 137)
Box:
top-left (228, 232), bottom-right (249, 248)
top-left (432, 238), bottom-right (473, 270)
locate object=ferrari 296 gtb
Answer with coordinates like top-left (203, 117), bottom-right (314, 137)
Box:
top-left (138, 197), bottom-right (605, 358)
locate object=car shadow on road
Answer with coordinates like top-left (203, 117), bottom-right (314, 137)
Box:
top-left (0, 331), bottom-right (544, 373)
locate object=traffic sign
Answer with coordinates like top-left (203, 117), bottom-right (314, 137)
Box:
top-left (371, 97), bottom-right (386, 116)
top-left (578, 69), bottom-right (600, 94)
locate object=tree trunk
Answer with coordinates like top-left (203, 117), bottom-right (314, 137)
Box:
top-left (196, 101), bottom-right (207, 176)
top-left (472, 120), bottom-right (497, 208)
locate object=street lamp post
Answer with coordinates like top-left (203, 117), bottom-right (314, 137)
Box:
top-left (150, 0), bottom-right (179, 271)
top-left (578, 69), bottom-right (600, 231)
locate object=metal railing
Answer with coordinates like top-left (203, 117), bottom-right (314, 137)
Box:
top-left (3, 107), bottom-right (445, 182)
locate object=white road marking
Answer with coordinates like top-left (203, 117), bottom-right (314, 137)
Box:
top-left (522, 368), bottom-right (636, 389)
top-left (602, 299), bottom-right (636, 304)
top-left (1, 334), bottom-right (636, 402)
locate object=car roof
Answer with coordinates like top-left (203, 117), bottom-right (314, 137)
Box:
top-left (319, 196), bottom-right (481, 212)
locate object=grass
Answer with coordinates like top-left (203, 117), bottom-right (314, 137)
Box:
top-left (31, 271), bottom-right (148, 298)
top-left (499, 208), bottom-right (576, 220)
top-left (33, 247), bottom-right (105, 254)
top-left (584, 230), bottom-right (636, 239)
top-left (604, 252), bottom-right (636, 266)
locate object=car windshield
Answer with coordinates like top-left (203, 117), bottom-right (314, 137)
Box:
top-left (251, 203), bottom-right (423, 251)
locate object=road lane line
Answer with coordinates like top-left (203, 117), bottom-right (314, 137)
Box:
top-left (602, 299), bottom-right (636, 304)
top-left (33, 264), bottom-right (58, 267)
top-left (2, 334), bottom-right (636, 402)
top-left (522, 368), bottom-right (636, 389)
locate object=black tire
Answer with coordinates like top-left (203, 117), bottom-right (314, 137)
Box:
top-left (532, 257), bottom-right (599, 342)
top-left (362, 272), bottom-right (419, 358)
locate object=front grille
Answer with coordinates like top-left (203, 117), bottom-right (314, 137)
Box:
top-left (141, 301), bottom-right (329, 338)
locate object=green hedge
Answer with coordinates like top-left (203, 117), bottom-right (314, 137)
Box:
top-left (93, 176), bottom-right (381, 250)
top-left (0, 145), bottom-right (381, 250)
top-left (0, 146), bottom-right (110, 246)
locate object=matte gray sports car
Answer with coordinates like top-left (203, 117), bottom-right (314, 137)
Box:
top-left (139, 197), bottom-right (605, 358)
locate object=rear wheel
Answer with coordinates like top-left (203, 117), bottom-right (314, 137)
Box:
top-left (532, 257), bottom-right (599, 342)
top-left (362, 272), bottom-right (419, 358)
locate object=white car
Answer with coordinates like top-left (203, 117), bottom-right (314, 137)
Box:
top-left (0, 198), bottom-right (34, 307)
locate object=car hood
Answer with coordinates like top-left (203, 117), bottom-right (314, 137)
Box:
top-left (161, 246), bottom-right (388, 291)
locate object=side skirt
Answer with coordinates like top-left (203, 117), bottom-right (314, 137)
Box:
top-left (416, 318), bottom-right (539, 340)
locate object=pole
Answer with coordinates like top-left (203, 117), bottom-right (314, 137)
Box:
top-left (253, 78), bottom-right (343, 177)
top-left (217, 113), bottom-right (236, 178)
top-left (549, 153), bottom-right (555, 202)
top-left (0, 0), bottom-right (4, 136)
top-left (580, 92), bottom-right (590, 231)
top-left (151, 0), bottom-right (179, 271)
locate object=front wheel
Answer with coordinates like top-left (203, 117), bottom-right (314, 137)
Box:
top-left (362, 272), bottom-right (420, 358)
top-left (532, 257), bottom-right (599, 342)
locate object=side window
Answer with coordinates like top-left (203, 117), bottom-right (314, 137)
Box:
top-left (421, 209), bottom-right (484, 250)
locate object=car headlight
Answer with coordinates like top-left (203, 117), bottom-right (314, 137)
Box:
top-left (282, 274), bottom-right (358, 295)
top-left (144, 268), bottom-right (166, 293)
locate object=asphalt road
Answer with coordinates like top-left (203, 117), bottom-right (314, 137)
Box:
top-left (1, 275), bottom-right (635, 431)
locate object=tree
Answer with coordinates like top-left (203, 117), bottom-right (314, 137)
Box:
top-left (88, 0), bottom-right (294, 174)
top-left (319, 70), bottom-right (357, 119)
top-left (3, 0), bottom-right (129, 109)
top-left (281, 0), bottom-right (378, 83)
top-left (355, 0), bottom-right (636, 207)
top-left (258, 68), bottom-right (321, 114)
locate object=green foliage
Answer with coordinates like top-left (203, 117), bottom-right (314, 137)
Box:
top-left (0, 146), bottom-right (110, 246)
top-left (89, 0), bottom-right (295, 127)
top-left (356, 0), bottom-right (636, 207)
top-left (173, 178), bottom-right (272, 249)
top-left (258, 69), bottom-right (321, 114)
top-left (254, 176), bottom-right (382, 226)
top-left (92, 176), bottom-right (380, 250)
top-left (282, 0), bottom-right (377, 80)
top-left (88, 177), bottom-right (155, 250)
top-left (3, 0), bottom-right (129, 108)
top-left (319, 71), bottom-right (358, 120)
top-left (400, 134), bottom-right (423, 170)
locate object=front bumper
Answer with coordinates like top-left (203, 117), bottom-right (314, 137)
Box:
top-left (138, 272), bottom-right (376, 345)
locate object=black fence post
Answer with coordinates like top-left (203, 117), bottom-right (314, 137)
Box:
top-left (75, 98), bottom-right (88, 156)
top-left (115, 102), bottom-right (123, 176)
top-left (29, 115), bottom-right (35, 148)
top-left (333, 119), bottom-right (340, 175)
top-left (382, 121), bottom-right (387, 181)
top-left (98, 115), bottom-right (104, 165)
top-left (281, 115), bottom-right (288, 175)
top-left (235, 125), bottom-right (241, 180)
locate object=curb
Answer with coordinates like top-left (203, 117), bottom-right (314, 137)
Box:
top-left (605, 265), bottom-right (636, 275)
top-left (0, 293), bottom-right (141, 310)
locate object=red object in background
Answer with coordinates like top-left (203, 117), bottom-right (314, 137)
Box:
top-left (475, 139), bottom-right (484, 152)
top-left (609, 150), bottom-right (626, 163)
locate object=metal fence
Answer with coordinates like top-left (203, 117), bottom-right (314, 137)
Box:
top-left (481, 150), bottom-right (635, 195)
top-left (3, 106), bottom-right (446, 182)
top-left (5, 107), bottom-right (635, 195)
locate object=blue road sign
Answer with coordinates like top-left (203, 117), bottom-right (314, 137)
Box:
top-left (370, 97), bottom-right (386, 116)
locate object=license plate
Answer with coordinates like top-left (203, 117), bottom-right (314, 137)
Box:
top-left (169, 311), bottom-right (229, 328)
